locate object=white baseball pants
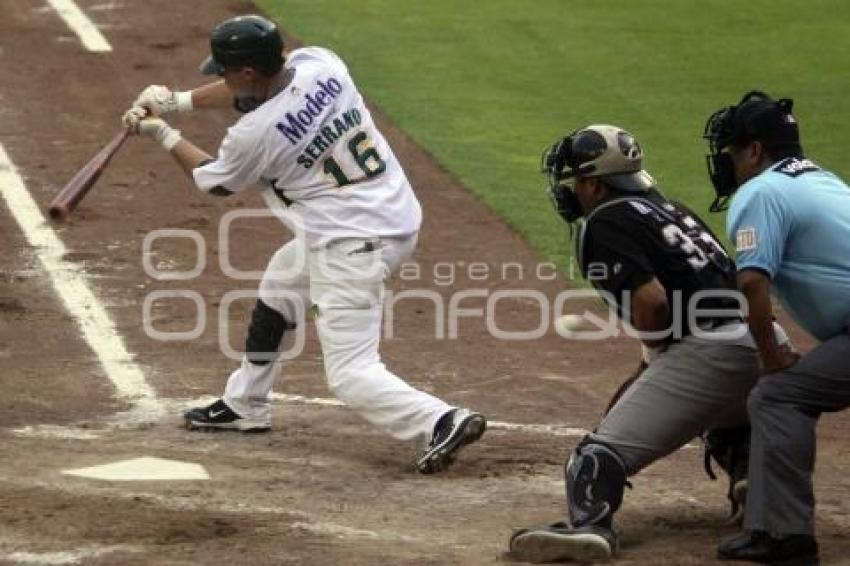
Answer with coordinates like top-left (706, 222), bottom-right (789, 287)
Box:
top-left (222, 234), bottom-right (451, 446)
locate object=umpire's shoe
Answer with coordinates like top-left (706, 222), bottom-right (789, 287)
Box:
top-left (509, 522), bottom-right (617, 563)
top-left (183, 399), bottom-right (271, 433)
top-left (717, 530), bottom-right (819, 565)
top-left (416, 408), bottom-right (486, 474)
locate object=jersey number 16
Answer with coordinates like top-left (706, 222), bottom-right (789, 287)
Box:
top-left (323, 131), bottom-right (386, 187)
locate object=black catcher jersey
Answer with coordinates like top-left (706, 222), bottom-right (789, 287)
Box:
top-left (577, 191), bottom-right (740, 337)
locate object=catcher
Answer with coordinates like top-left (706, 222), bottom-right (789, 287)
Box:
top-left (509, 125), bottom-right (788, 562)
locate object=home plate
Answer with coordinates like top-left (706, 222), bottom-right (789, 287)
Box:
top-left (62, 457), bottom-right (209, 481)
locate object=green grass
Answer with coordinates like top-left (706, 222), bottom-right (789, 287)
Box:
top-left (257, 0), bottom-right (850, 271)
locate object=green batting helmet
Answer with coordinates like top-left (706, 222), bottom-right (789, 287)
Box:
top-left (199, 15), bottom-right (284, 76)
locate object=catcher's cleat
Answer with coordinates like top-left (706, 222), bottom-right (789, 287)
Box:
top-left (510, 522), bottom-right (617, 563)
top-left (728, 479), bottom-right (747, 525)
top-left (183, 399), bottom-right (271, 433)
top-left (416, 408), bottom-right (486, 474)
top-left (703, 426), bottom-right (750, 523)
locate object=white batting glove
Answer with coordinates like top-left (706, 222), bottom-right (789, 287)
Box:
top-left (133, 85), bottom-right (193, 116)
top-left (132, 117), bottom-right (182, 151)
top-left (121, 106), bottom-right (147, 129)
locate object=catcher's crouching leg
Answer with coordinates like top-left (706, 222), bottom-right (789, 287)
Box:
top-left (566, 438), bottom-right (628, 530)
top-left (509, 437), bottom-right (627, 563)
top-left (703, 426), bottom-right (750, 524)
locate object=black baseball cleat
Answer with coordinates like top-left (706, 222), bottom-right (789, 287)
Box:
top-left (717, 530), bottom-right (819, 565)
top-left (728, 479), bottom-right (748, 525)
top-left (415, 408), bottom-right (486, 474)
top-left (509, 522), bottom-right (618, 563)
top-left (183, 399), bottom-right (271, 433)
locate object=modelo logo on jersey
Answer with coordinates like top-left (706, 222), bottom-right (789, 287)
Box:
top-left (276, 77), bottom-right (344, 145)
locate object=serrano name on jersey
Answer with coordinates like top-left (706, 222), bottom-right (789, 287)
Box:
top-left (292, 107), bottom-right (362, 169)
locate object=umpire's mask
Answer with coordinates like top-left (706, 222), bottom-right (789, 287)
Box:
top-left (703, 90), bottom-right (801, 212)
top-left (543, 124), bottom-right (655, 224)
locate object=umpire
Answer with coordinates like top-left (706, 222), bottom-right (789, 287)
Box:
top-left (705, 91), bottom-right (850, 564)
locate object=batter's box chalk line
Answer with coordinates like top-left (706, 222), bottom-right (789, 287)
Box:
top-left (9, 394), bottom-right (588, 440)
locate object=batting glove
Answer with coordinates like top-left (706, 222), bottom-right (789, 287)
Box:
top-left (133, 117), bottom-right (182, 151)
top-left (133, 85), bottom-right (193, 116)
top-left (121, 106), bottom-right (147, 129)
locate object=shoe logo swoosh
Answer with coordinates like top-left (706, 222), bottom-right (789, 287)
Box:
top-left (210, 409), bottom-right (226, 418)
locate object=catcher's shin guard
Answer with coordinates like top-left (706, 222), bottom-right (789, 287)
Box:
top-left (565, 437), bottom-right (628, 529)
top-left (704, 426), bottom-right (750, 522)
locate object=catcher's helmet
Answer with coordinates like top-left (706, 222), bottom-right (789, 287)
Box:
top-left (543, 124), bottom-right (655, 223)
top-left (200, 15), bottom-right (284, 76)
top-left (703, 90), bottom-right (801, 212)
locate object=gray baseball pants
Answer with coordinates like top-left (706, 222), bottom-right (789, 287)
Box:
top-left (591, 328), bottom-right (760, 475)
top-left (744, 331), bottom-right (850, 536)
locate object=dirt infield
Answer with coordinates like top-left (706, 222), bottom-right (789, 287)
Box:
top-left (0, 1), bottom-right (847, 564)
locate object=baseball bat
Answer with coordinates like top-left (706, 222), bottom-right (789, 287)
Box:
top-left (48, 129), bottom-right (131, 221)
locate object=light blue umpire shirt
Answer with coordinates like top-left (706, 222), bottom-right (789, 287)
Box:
top-left (726, 157), bottom-right (850, 341)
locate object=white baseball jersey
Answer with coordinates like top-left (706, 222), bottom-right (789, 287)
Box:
top-left (193, 47), bottom-right (422, 244)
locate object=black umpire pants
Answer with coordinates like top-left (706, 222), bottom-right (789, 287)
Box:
top-left (744, 331), bottom-right (850, 536)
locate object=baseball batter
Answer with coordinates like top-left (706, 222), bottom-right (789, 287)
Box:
top-left (122, 14), bottom-right (485, 473)
top-left (508, 125), bottom-right (791, 563)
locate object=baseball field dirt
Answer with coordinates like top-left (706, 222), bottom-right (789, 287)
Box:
top-left (0, 1), bottom-right (847, 564)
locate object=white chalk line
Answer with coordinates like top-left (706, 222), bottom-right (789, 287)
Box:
top-left (226, 393), bottom-right (695, 447)
top-left (267, 394), bottom-right (706, 447)
top-left (11, 425), bottom-right (101, 440)
top-left (269, 393), bottom-right (592, 437)
top-left (167, 393), bottom-right (591, 438)
top-left (9, 393), bottom-right (589, 440)
top-left (0, 144), bottom-right (158, 413)
top-left (4, 545), bottom-right (142, 565)
top-left (291, 521), bottom-right (421, 543)
top-left (45, 0), bottom-right (111, 52)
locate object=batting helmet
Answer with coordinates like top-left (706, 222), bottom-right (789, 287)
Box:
top-left (543, 125), bottom-right (655, 222)
top-left (199, 15), bottom-right (284, 76)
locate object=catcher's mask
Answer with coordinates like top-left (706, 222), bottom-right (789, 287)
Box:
top-left (703, 90), bottom-right (801, 212)
top-left (543, 124), bottom-right (654, 224)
